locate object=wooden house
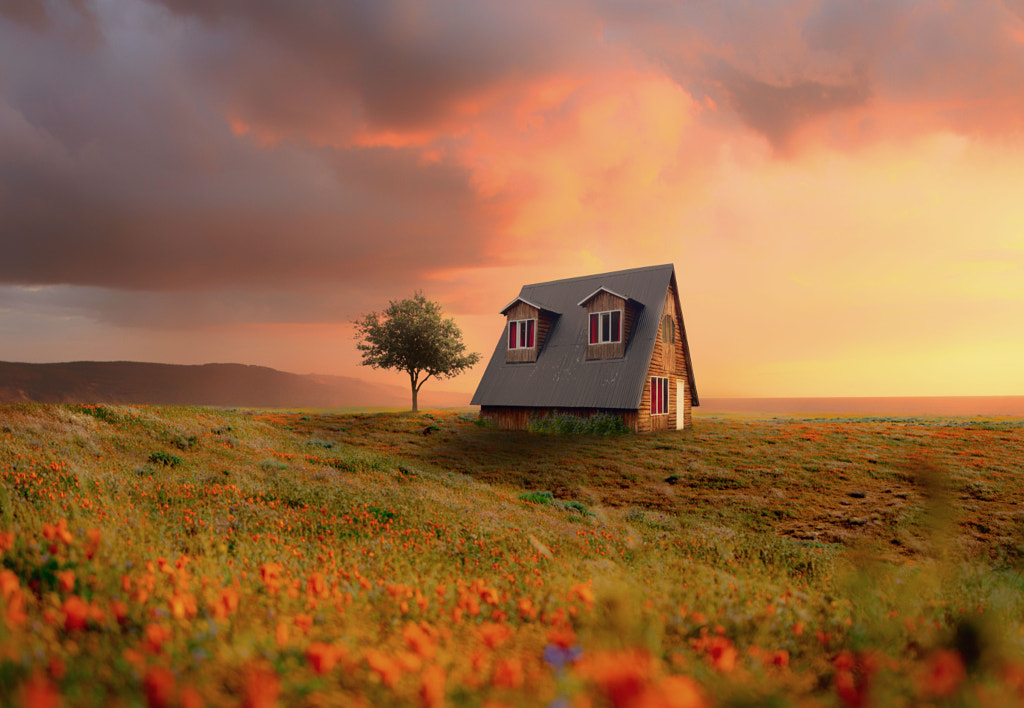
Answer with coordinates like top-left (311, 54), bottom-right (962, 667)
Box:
top-left (471, 264), bottom-right (698, 432)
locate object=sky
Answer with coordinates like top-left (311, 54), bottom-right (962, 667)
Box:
top-left (2, 0), bottom-right (1023, 398)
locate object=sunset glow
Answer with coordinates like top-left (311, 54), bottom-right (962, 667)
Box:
top-left (2, 1), bottom-right (1023, 397)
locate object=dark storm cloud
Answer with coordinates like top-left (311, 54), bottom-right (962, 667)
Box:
top-left (3, 0), bottom-right (1024, 333)
top-left (0, 284), bottom-right (377, 328)
top-left (1005, 0), bottom-right (1024, 22)
top-left (0, 0), bottom-right (513, 302)
top-left (598, 0), bottom-right (1024, 146)
top-left (0, 0), bottom-right (94, 32)
top-left (718, 70), bottom-right (871, 153)
top-left (151, 0), bottom-right (596, 136)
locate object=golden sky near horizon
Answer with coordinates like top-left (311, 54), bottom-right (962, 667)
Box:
top-left (1, 0), bottom-right (1023, 398)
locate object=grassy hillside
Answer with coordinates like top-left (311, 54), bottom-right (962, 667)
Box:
top-left (1, 405), bottom-right (1023, 707)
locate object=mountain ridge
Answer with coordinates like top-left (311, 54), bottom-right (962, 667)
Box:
top-left (0, 361), bottom-right (471, 409)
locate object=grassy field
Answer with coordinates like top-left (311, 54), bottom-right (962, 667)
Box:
top-left (1, 404), bottom-right (1023, 707)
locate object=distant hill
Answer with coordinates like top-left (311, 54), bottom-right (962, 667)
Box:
top-left (0, 361), bottom-right (471, 409)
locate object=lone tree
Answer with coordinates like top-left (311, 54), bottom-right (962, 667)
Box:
top-left (353, 292), bottom-right (481, 412)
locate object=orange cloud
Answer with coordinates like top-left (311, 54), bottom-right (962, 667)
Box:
top-left (4, 0), bottom-right (1024, 397)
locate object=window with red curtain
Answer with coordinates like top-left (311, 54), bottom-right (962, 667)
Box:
top-left (508, 319), bottom-right (536, 350)
top-left (651, 377), bottom-right (669, 415)
top-left (588, 310), bottom-right (623, 345)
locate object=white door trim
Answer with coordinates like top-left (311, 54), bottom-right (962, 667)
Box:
top-left (676, 379), bottom-right (685, 430)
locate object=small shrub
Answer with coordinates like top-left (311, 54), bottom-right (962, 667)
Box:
top-left (259, 458), bottom-right (290, 472)
top-left (68, 404), bottom-right (121, 424)
top-left (519, 491), bottom-right (554, 506)
top-left (170, 435), bottom-right (198, 451)
top-left (148, 451), bottom-right (183, 467)
top-left (368, 505), bottom-right (397, 524)
top-left (560, 500), bottom-right (590, 516)
top-left (518, 491), bottom-right (590, 516)
top-left (964, 480), bottom-right (998, 501)
top-left (527, 412), bottom-right (630, 436)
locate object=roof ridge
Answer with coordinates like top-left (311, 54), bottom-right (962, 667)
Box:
top-left (522, 263), bottom-right (673, 289)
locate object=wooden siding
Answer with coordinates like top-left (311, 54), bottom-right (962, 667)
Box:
top-left (584, 292), bottom-right (630, 360)
top-left (505, 302), bottom-right (539, 363)
top-left (480, 406), bottom-right (639, 431)
top-left (637, 282), bottom-right (691, 432)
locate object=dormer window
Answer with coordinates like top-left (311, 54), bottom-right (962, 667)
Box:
top-left (508, 319), bottom-right (536, 350)
top-left (589, 311), bottom-right (621, 345)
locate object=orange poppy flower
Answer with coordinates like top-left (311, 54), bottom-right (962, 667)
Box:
top-left (306, 642), bottom-right (339, 674)
top-left (478, 622), bottom-right (512, 650)
top-left (63, 595), bottom-right (89, 632)
top-left (492, 658), bottom-right (525, 689)
top-left (18, 670), bottom-right (60, 708)
top-left (919, 650), bottom-right (965, 698)
top-left (404, 622), bottom-right (438, 659)
top-left (56, 570), bottom-right (76, 594)
top-left (366, 649), bottom-right (403, 687)
top-left (240, 666), bottom-right (280, 708)
top-left (420, 665), bottom-right (446, 708)
top-left (143, 666), bottom-right (176, 708)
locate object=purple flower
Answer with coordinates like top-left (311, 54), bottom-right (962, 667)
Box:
top-left (543, 644), bottom-right (583, 669)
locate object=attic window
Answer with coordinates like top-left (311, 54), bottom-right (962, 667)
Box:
top-left (508, 319), bottom-right (535, 350)
top-left (589, 311), bottom-right (621, 345)
top-left (662, 316), bottom-right (674, 345)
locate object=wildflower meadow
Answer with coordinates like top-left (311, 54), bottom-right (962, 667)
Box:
top-left (1, 404), bottom-right (1023, 706)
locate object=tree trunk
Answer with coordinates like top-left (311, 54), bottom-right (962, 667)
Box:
top-left (411, 377), bottom-right (418, 412)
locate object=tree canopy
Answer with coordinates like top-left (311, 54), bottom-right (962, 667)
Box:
top-left (353, 292), bottom-right (481, 412)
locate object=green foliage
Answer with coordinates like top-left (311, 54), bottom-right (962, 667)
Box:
top-left (353, 292), bottom-right (481, 411)
top-left (527, 411), bottom-right (631, 436)
top-left (518, 490), bottom-right (554, 505)
top-left (518, 490), bottom-right (590, 516)
top-left (169, 435), bottom-right (198, 451)
top-left (68, 404), bottom-right (121, 424)
top-left (259, 458), bottom-right (289, 472)
top-left (560, 500), bottom-right (590, 516)
top-left (148, 451), bottom-right (183, 467)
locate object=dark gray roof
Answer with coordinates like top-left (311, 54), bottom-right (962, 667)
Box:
top-left (471, 264), bottom-right (699, 409)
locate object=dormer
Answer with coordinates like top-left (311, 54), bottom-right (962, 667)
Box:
top-left (500, 297), bottom-right (558, 363)
top-left (578, 287), bottom-right (640, 360)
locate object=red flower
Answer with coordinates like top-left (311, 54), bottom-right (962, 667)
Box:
top-left (420, 665), bottom-right (446, 708)
top-left (143, 666), bottom-right (176, 708)
top-left (63, 595), bottom-right (89, 632)
top-left (919, 650), bottom-right (965, 698)
top-left (306, 642), bottom-right (339, 675)
top-left (492, 658), bottom-right (524, 689)
top-left (18, 670), bottom-right (61, 708)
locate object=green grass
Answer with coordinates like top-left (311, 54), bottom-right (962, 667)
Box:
top-left (0, 404), bottom-right (1022, 707)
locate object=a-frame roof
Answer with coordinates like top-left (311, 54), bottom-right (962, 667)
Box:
top-left (471, 264), bottom-right (699, 409)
